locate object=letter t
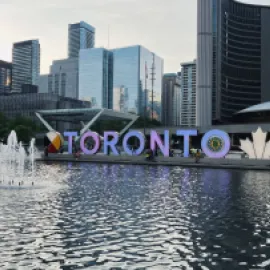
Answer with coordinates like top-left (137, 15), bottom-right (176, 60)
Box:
top-left (176, 130), bottom-right (198, 157)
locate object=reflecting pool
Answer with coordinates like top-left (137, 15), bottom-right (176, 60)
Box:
top-left (0, 163), bottom-right (270, 269)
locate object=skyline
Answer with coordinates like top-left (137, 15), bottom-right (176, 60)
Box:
top-left (0, 0), bottom-right (269, 75)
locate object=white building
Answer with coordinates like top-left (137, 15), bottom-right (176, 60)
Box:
top-left (180, 60), bottom-right (196, 127)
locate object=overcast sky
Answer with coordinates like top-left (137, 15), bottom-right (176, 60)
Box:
top-left (0, 0), bottom-right (269, 74)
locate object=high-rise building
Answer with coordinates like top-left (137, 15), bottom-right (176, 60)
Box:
top-left (68, 21), bottom-right (95, 58)
top-left (181, 60), bottom-right (196, 127)
top-left (38, 75), bottom-right (49, 93)
top-left (162, 73), bottom-right (181, 126)
top-left (79, 48), bottom-right (113, 108)
top-left (0, 60), bottom-right (12, 94)
top-left (48, 58), bottom-right (78, 99)
top-left (113, 86), bottom-right (129, 113)
top-left (197, 0), bottom-right (270, 126)
top-left (12, 40), bottom-right (40, 93)
top-left (112, 45), bottom-right (163, 120)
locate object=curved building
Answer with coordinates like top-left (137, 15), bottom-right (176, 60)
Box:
top-left (197, 0), bottom-right (270, 126)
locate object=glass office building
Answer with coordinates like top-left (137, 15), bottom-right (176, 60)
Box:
top-left (0, 60), bottom-right (12, 94)
top-left (112, 45), bottom-right (163, 120)
top-left (12, 40), bottom-right (40, 93)
top-left (79, 48), bottom-right (113, 108)
top-left (49, 58), bottom-right (78, 99)
top-left (68, 21), bottom-right (95, 59)
top-left (113, 86), bottom-right (129, 113)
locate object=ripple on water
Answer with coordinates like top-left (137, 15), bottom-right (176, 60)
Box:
top-left (0, 164), bottom-right (270, 269)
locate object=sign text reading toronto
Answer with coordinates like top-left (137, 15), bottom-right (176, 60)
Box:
top-left (64, 129), bottom-right (231, 158)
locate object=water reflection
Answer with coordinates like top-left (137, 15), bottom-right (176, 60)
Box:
top-left (0, 164), bottom-right (270, 269)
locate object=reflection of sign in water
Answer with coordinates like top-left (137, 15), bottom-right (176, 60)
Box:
top-left (240, 127), bottom-right (270, 159)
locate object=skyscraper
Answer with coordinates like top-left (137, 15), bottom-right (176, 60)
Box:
top-left (112, 45), bottom-right (163, 119)
top-left (12, 40), bottom-right (40, 93)
top-left (181, 60), bottom-right (196, 127)
top-left (49, 58), bottom-right (79, 99)
top-left (79, 48), bottom-right (113, 108)
top-left (113, 86), bottom-right (129, 113)
top-left (0, 60), bottom-right (12, 94)
top-left (162, 73), bottom-right (181, 126)
top-left (68, 21), bottom-right (95, 58)
top-left (197, 0), bottom-right (270, 126)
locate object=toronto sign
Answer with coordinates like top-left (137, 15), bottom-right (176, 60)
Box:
top-left (63, 129), bottom-right (231, 158)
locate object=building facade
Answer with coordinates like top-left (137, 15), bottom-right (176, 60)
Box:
top-left (0, 92), bottom-right (91, 132)
top-left (181, 60), bottom-right (196, 127)
top-left (197, 0), bottom-right (270, 126)
top-left (113, 86), bottom-right (129, 113)
top-left (162, 73), bottom-right (181, 126)
top-left (112, 45), bottom-right (163, 120)
top-left (79, 48), bottom-right (113, 108)
top-left (38, 75), bottom-right (49, 93)
top-left (0, 60), bottom-right (12, 94)
top-left (12, 40), bottom-right (40, 93)
top-left (68, 21), bottom-right (95, 59)
top-left (48, 58), bottom-right (78, 99)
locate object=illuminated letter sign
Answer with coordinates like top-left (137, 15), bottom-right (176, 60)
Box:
top-left (201, 129), bottom-right (230, 158)
top-left (64, 131), bottom-right (78, 154)
top-left (176, 129), bottom-right (198, 157)
top-left (103, 131), bottom-right (119, 155)
top-left (80, 131), bottom-right (100, 155)
top-left (150, 130), bottom-right (169, 157)
top-left (123, 131), bottom-right (145, 156)
top-left (63, 129), bottom-right (231, 158)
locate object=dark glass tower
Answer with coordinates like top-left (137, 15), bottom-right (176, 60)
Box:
top-left (12, 40), bottom-right (40, 93)
top-left (197, 0), bottom-right (270, 126)
top-left (68, 21), bottom-right (95, 58)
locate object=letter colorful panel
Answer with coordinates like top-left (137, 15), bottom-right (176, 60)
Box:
top-left (201, 129), bottom-right (230, 158)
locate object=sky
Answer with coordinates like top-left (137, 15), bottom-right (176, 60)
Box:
top-left (0, 0), bottom-right (269, 74)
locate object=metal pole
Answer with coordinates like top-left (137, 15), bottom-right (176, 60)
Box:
top-left (151, 53), bottom-right (155, 121)
top-left (144, 61), bottom-right (147, 136)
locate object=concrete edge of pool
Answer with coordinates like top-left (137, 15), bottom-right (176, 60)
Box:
top-left (36, 154), bottom-right (270, 171)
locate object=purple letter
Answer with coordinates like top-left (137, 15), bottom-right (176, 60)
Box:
top-left (150, 130), bottom-right (169, 157)
top-left (123, 131), bottom-right (145, 156)
top-left (80, 131), bottom-right (100, 155)
top-left (64, 131), bottom-right (78, 154)
top-left (104, 131), bottom-right (119, 155)
top-left (176, 129), bottom-right (198, 157)
top-left (201, 130), bottom-right (230, 158)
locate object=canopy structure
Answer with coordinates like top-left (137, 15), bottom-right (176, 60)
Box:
top-left (236, 102), bottom-right (270, 114)
top-left (36, 108), bottom-right (139, 141)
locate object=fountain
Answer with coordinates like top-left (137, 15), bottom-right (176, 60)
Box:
top-left (0, 131), bottom-right (37, 187)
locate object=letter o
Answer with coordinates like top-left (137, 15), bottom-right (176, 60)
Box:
top-left (201, 130), bottom-right (230, 158)
top-left (80, 131), bottom-right (100, 155)
top-left (123, 131), bottom-right (145, 156)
